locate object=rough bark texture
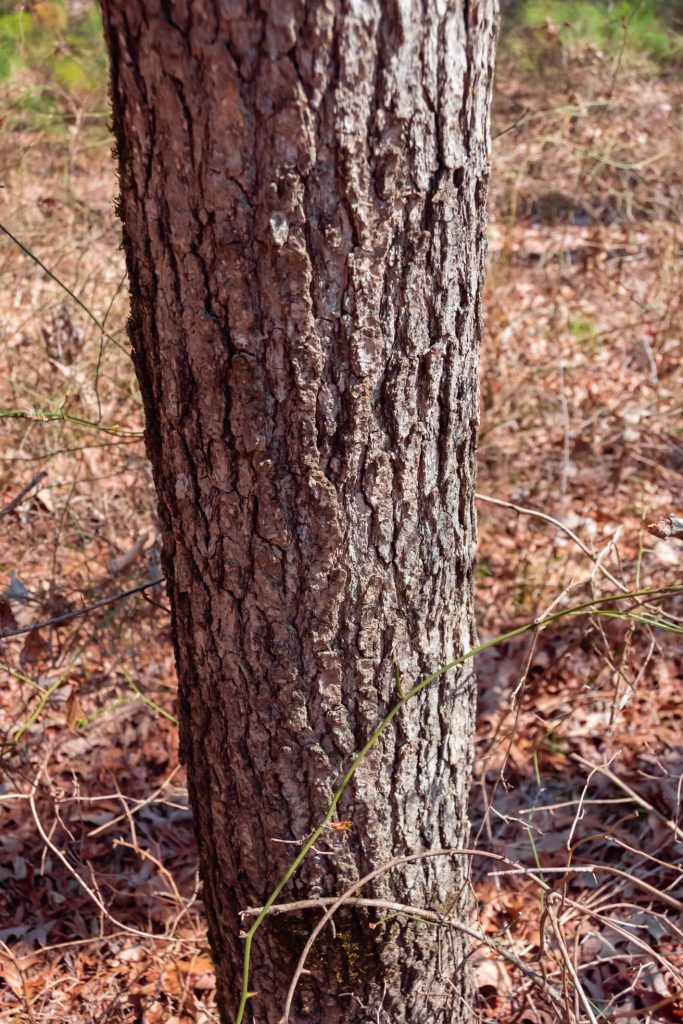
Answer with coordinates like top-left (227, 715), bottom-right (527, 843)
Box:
top-left (102, 2), bottom-right (498, 1021)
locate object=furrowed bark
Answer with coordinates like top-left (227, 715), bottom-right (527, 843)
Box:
top-left (101, 2), bottom-right (498, 1021)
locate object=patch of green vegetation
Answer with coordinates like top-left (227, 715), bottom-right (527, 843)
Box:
top-left (475, 559), bottom-right (492, 580)
top-left (0, 1), bottom-right (108, 133)
top-left (0, 9), bottom-right (32, 80)
top-left (501, 0), bottom-right (683, 73)
top-left (569, 315), bottom-right (602, 355)
top-left (9, 85), bottom-right (60, 129)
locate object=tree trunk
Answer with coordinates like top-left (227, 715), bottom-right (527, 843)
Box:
top-left (102, 2), bottom-right (498, 1021)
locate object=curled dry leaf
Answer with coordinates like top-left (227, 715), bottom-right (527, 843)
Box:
top-left (20, 628), bottom-right (50, 667)
top-left (647, 514), bottom-right (683, 541)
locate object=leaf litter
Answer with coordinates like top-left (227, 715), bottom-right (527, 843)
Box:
top-left (0, 8), bottom-right (682, 1023)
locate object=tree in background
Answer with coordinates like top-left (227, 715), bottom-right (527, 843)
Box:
top-left (101, 1), bottom-right (498, 1021)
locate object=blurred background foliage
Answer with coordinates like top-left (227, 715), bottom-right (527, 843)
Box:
top-left (0, 0), bottom-right (681, 139)
top-left (501, 0), bottom-right (683, 71)
top-left (0, 0), bottom-right (108, 133)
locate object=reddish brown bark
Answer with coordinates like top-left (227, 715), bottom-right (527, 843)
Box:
top-left (102, 2), bottom-right (498, 1021)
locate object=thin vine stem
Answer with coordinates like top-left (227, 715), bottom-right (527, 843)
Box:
top-left (0, 221), bottom-right (128, 355)
top-left (0, 407), bottom-right (142, 438)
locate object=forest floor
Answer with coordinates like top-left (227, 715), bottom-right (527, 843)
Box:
top-left (0, 8), bottom-right (682, 1024)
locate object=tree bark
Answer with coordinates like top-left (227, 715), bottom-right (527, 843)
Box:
top-left (102, 2), bottom-right (498, 1021)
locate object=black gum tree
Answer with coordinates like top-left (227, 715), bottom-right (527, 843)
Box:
top-left (101, 1), bottom-right (498, 1021)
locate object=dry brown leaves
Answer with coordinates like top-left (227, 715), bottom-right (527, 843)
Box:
top-left (472, 55), bottom-right (683, 1023)
top-left (1, 29), bottom-right (682, 1024)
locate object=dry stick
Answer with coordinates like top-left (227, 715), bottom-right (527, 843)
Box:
top-left (517, 797), bottom-right (634, 815)
top-left (485, 556), bottom-right (606, 794)
top-left (586, 897), bottom-right (683, 944)
top-left (234, 582), bottom-right (683, 1024)
top-left (113, 838), bottom-right (184, 909)
top-left (544, 897), bottom-right (577, 1024)
top-left (113, 772), bottom-right (139, 851)
top-left (472, 550), bottom-right (610, 857)
top-left (241, 895), bottom-right (558, 1002)
top-left (476, 492), bottom-right (628, 594)
top-left (95, 268), bottom-right (129, 422)
top-left (557, 357), bottom-right (572, 511)
top-left (572, 925), bottom-right (583, 1024)
top-left (477, 491), bottom-right (682, 634)
top-left (609, 834), bottom-right (683, 878)
top-left (0, 471), bottom-right (48, 520)
top-left (474, 624), bottom-right (541, 852)
top-left (0, 221), bottom-right (128, 355)
top-left (14, 931), bottom-right (133, 962)
top-left (570, 752), bottom-right (683, 843)
top-left (477, 491), bottom-right (683, 749)
top-left (0, 938), bottom-right (35, 1022)
top-left (88, 764), bottom-right (181, 838)
top-left (569, 893), bottom-right (675, 925)
top-left (0, 577), bottom-right (164, 640)
top-left (486, 864), bottom-right (683, 913)
top-left (546, 900), bottom-right (595, 1024)
top-left (168, 869), bottom-right (202, 939)
top-left (547, 894), bottom-right (682, 989)
top-left (567, 754), bottom-right (617, 852)
top-left (5, 437), bottom-right (142, 464)
top-left (29, 766), bottom-right (165, 943)
top-left (536, 868), bottom-right (651, 962)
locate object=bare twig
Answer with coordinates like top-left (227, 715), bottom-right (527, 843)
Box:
top-left (570, 752), bottom-right (683, 843)
top-left (29, 765), bottom-right (164, 943)
top-left (546, 897), bottom-right (598, 1024)
top-left (0, 578), bottom-right (165, 639)
top-left (567, 754), bottom-right (617, 850)
top-left (88, 765), bottom-right (181, 837)
top-left (0, 221), bottom-right (127, 354)
top-left (489, 863), bottom-right (683, 913)
top-left (14, 931), bottom-right (132, 961)
top-left (26, 765), bottom-right (199, 950)
top-left (113, 838), bottom-right (184, 908)
top-left (271, 845), bottom-right (683, 1023)
top-left (0, 471), bottom-right (48, 520)
top-left (476, 491), bottom-right (627, 593)
top-left (0, 939), bottom-right (35, 1021)
top-left (275, 848), bottom-right (567, 1024)
top-left (242, 895), bottom-right (557, 997)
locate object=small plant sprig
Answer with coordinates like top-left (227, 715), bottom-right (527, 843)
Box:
top-left (0, 405), bottom-right (142, 437)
